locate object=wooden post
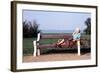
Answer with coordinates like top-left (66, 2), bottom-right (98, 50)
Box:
top-left (33, 41), bottom-right (37, 57)
top-left (77, 40), bottom-right (80, 56)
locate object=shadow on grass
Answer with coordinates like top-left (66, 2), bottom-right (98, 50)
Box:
top-left (41, 48), bottom-right (91, 55)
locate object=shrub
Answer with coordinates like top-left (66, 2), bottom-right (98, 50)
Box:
top-left (23, 20), bottom-right (40, 38)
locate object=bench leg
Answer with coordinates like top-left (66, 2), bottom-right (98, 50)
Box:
top-left (33, 41), bottom-right (37, 57)
top-left (37, 49), bottom-right (40, 56)
top-left (77, 41), bottom-right (81, 56)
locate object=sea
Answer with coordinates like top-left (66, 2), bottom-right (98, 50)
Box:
top-left (41, 30), bottom-right (84, 33)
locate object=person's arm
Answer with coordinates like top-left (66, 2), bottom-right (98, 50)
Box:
top-left (72, 31), bottom-right (76, 35)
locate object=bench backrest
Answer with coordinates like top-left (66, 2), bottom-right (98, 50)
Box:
top-left (37, 33), bottom-right (72, 41)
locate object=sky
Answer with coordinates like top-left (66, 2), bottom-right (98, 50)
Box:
top-left (23, 10), bottom-right (91, 31)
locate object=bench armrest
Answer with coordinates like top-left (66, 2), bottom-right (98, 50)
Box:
top-left (36, 33), bottom-right (41, 42)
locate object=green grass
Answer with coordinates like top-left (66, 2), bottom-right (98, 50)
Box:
top-left (23, 38), bottom-right (36, 49)
top-left (23, 38), bottom-right (36, 55)
top-left (23, 34), bottom-right (90, 55)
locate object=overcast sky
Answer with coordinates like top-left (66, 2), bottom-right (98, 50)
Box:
top-left (23, 10), bottom-right (91, 31)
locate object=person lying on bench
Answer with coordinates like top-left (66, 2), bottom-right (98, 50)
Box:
top-left (56, 27), bottom-right (81, 48)
top-left (56, 39), bottom-right (65, 48)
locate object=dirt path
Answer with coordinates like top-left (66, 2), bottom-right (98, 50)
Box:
top-left (23, 53), bottom-right (90, 62)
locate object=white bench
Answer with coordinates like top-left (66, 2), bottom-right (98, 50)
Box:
top-left (33, 33), bottom-right (81, 57)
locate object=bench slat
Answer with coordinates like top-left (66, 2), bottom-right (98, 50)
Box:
top-left (37, 44), bottom-right (77, 49)
top-left (37, 44), bottom-right (56, 49)
top-left (41, 34), bottom-right (72, 39)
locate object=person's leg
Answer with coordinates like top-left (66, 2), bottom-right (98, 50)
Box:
top-left (56, 43), bottom-right (64, 48)
top-left (56, 39), bottom-right (65, 48)
top-left (56, 39), bottom-right (60, 45)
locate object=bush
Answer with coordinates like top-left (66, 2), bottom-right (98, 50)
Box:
top-left (23, 20), bottom-right (40, 38)
top-left (84, 18), bottom-right (91, 34)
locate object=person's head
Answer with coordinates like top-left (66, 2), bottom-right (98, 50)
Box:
top-left (75, 27), bottom-right (80, 33)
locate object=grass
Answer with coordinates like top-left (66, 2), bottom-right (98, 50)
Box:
top-left (23, 38), bottom-right (36, 55)
top-left (23, 34), bottom-right (90, 55)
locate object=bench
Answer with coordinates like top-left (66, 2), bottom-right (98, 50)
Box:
top-left (33, 33), bottom-right (89, 57)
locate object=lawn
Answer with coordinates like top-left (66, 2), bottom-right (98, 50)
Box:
top-left (23, 38), bottom-right (36, 55)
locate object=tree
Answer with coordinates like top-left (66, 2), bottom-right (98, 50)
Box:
top-left (84, 18), bottom-right (91, 34)
top-left (23, 20), bottom-right (29, 38)
top-left (23, 20), bottom-right (40, 38)
top-left (29, 20), bottom-right (40, 37)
